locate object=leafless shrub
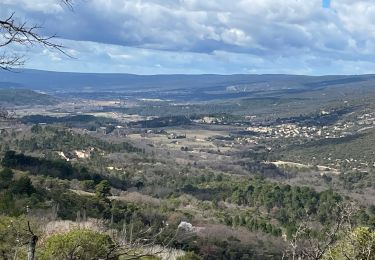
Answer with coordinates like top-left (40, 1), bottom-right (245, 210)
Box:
top-left (283, 202), bottom-right (360, 260)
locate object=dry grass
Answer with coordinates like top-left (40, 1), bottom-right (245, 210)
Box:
top-left (42, 218), bottom-right (106, 239)
top-left (143, 245), bottom-right (185, 260)
top-left (111, 191), bottom-right (162, 206)
top-left (69, 189), bottom-right (162, 207)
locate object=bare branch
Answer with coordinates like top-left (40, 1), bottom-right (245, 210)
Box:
top-left (103, 217), bottom-right (195, 260)
top-left (0, 13), bottom-right (65, 50)
top-left (61, 0), bottom-right (74, 9)
top-left (0, 52), bottom-right (25, 70)
top-left (0, 0), bottom-right (75, 70)
top-left (284, 202), bottom-right (361, 260)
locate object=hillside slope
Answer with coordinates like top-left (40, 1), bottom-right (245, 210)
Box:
top-left (0, 88), bottom-right (58, 106)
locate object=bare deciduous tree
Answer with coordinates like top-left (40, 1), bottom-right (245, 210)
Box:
top-left (0, 107), bottom-right (9, 119)
top-left (283, 202), bottom-right (360, 260)
top-left (105, 218), bottom-right (192, 260)
top-left (27, 221), bottom-right (38, 260)
top-left (0, 0), bottom-right (73, 70)
top-left (0, 107), bottom-right (17, 124)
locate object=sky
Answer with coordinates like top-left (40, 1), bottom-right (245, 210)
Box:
top-left (1, 0), bottom-right (375, 75)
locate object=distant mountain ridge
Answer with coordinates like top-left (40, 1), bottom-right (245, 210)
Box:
top-left (1, 69), bottom-right (374, 93)
top-left (1, 69), bottom-right (375, 102)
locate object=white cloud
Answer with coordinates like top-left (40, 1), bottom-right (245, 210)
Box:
top-left (221, 28), bottom-right (252, 46)
top-left (42, 49), bottom-right (63, 61)
top-left (1, 0), bottom-right (375, 74)
top-left (2, 0), bottom-right (63, 14)
top-left (14, 39), bottom-right (373, 75)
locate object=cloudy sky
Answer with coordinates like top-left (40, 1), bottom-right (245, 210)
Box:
top-left (1, 0), bottom-right (375, 75)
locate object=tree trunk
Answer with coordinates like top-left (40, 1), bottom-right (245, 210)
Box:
top-left (28, 234), bottom-right (38, 260)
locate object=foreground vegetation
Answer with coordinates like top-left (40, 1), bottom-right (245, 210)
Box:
top-left (0, 87), bottom-right (374, 259)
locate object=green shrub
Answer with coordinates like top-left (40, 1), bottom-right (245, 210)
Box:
top-left (38, 229), bottom-right (116, 260)
top-left (177, 252), bottom-right (202, 260)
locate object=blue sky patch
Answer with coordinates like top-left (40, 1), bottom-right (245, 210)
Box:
top-left (323, 0), bottom-right (331, 8)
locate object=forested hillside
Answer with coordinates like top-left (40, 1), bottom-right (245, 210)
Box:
top-left (0, 89), bottom-right (57, 106)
